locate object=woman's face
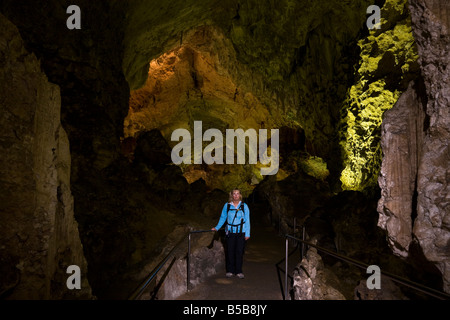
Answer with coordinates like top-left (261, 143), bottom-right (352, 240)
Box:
top-left (232, 190), bottom-right (241, 202)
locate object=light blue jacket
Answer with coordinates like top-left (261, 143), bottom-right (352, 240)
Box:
top-left (214, 201), bottom-right (250, 238)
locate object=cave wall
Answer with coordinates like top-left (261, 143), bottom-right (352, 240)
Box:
top-left (1, 1), bottom-right (230, 300)
top-left (0, 12), bottom-right (91, 299)
top-left (409, 0), bottom-right (450, 294)
top-left (1, 0), bottom-right (448, 299)
top-left (378, 0), bottom-right (450, 292)
top-left (123, 0), bottom-right (379, 188)
top-left (124, 0), bottom-right (424, 194)
top-left (0, 0), bottom-right (157, 299)
top-left (340, 0), bottom-right (419, 192)
top-left (378, 81), bottom-right (426, 258)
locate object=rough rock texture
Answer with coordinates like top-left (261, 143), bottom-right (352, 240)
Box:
top-left (123, 0), bottom-right (424, 194)
top-left (296, 190), bottom-right (443, 299)
top-left (0, 13), bottom-right (91, 299)
top-left (292, 247), bottom-right (346, 300)
top-left (1, 0), bottom-right (448, 300)
top-left (378, 0), bottom-right (450, 293)
top-left (125, 26), bottom-right (273, 139)
top-left (354, 276), bottom-right (408, 299)
top-left (123, 0), bottom-right (380, 189)
top-left (0, 0), bottom-right (134, 298)
top-left (378, 81), bottom-right (426, 258)
top-left (130, 230), bottom-right (224, 300)
top-left (124, 26), bottom-right (274, 194)
top-left (340, 0), bottom-right (420, 192)
top-left (408, 0), bottom-right (450, 293)
top-left (157, 238), bottom-right (224, 300)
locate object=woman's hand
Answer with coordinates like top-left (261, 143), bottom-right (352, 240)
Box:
top-left (211, 227), bottom-right (217, 231)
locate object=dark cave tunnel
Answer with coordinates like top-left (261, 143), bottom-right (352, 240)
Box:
top-left (0, 0), bottom-right (449, 301)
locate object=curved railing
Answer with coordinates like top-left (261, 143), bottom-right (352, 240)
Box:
top-left (282, 232), bottom-right (450, 300)
top-left (128, 229), bottom-right (214, 300)
top-left (128, 221), bottom-right (450, 300)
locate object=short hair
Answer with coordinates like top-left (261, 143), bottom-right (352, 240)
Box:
top-left (228, 188), bottom-right (242, 202)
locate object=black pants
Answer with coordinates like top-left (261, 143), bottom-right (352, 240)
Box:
top-left (226, 233), bottom-right (246, 274)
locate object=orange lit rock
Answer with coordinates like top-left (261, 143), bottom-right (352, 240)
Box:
top-left (125, 26), bottom-right (272, 141)
top-left (124, 26), bottom-right (275, 192)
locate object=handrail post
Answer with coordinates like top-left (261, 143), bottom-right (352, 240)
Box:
top-left (285, 236), bottom-right (289, 300)
top-left (301, 225), bottom-right (306, 259)
top-left (187, 233), bottom-right (191, 292)
top-left (278, 215), bottom-right (281, 235)
top-left (293, 218), bottom-right (296, 237)
top-left (129, 229), bottom-right (218, 299)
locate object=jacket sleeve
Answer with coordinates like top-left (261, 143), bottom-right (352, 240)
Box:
top-left (214, 204), bottom-right (228, 231)
top-left (243, 203), bottom-right (250, 238)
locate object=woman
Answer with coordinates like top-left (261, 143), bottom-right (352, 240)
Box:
top-left (212, 188), bottom-right (250, 279)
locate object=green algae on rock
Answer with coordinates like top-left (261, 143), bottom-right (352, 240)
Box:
top-left (339, 0), bottom-right (419, 192)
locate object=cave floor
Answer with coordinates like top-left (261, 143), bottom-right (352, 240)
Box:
top-left (177, 213), bottom-right (301, 300)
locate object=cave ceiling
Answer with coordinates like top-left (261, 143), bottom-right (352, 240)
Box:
top-left (0, 0), bottom-right (419, 194)
top-left (122, 0), bottom-right (418, 193)
top-left (3, 0), bottom-right (448, 301)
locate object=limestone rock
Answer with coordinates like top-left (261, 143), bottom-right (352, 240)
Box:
top-left (134, 231), bottom-right (224, 300)
top-left (2, 0), bottom-right (448, 299)
top-left (340, 0), bottom-right (420, 192)
top-left (407, 0), bottom-right (450, 293)
top-left (0, 13), bottom-right (92, 299)
top-left (354, 276), bottom-right (408, 300)
top-left (292, 247), bottom-right (346, 300)
top-left (123, 0), bottom-right (387, 183)
top-left (378, 80), bottom-right (426, 258)
top-left (378, 0), bottom-right (450, 293)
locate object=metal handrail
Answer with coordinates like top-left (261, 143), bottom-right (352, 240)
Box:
top-left (128, 229), bottom-right (214, 300)
top-left (284, 233), bottom-right (450, 300)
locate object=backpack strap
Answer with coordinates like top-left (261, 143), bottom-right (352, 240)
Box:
top-left (227, 202), bottom-right (246, 233)
top-left (239, 202), bottom-right (245, 233)
top-left (224, 203), bottom-right (231, 233)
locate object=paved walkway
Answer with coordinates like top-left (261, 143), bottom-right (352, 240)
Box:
top-left (177, 211), bottom-right (301, 300)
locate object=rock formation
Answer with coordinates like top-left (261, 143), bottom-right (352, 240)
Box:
top-left (126, 228), bottom-right (224, 300)
top-left (156, 233), bottom-right (224, 300)
top-left (292, 247), bottom-right (347, 300)
top-left (340, 0), bottom-right (419, 192)
top-left (0, 13), bottom-right (91, 299)
top-left (354, 276), bottom-right (408, 300)
top-left (408, 0), bottom-right (450, 294)
top-left (378, 0), bottom-right (450, 292)
top-left (1, 0), bottom-right (448, 299)
top-left (378, 81), bottom-right (426, 258)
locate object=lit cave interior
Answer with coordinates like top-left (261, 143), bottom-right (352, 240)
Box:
top-left (0, 0), bottom-right (449, 300)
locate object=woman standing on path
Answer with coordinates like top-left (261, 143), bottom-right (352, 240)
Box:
top-left (212, 188), bottom-right (250, 279)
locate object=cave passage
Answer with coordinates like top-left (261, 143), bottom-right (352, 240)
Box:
top-left (0, 0), bottom-right (448, 301)
top-left (177, 204), bottom-right (290, 300)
